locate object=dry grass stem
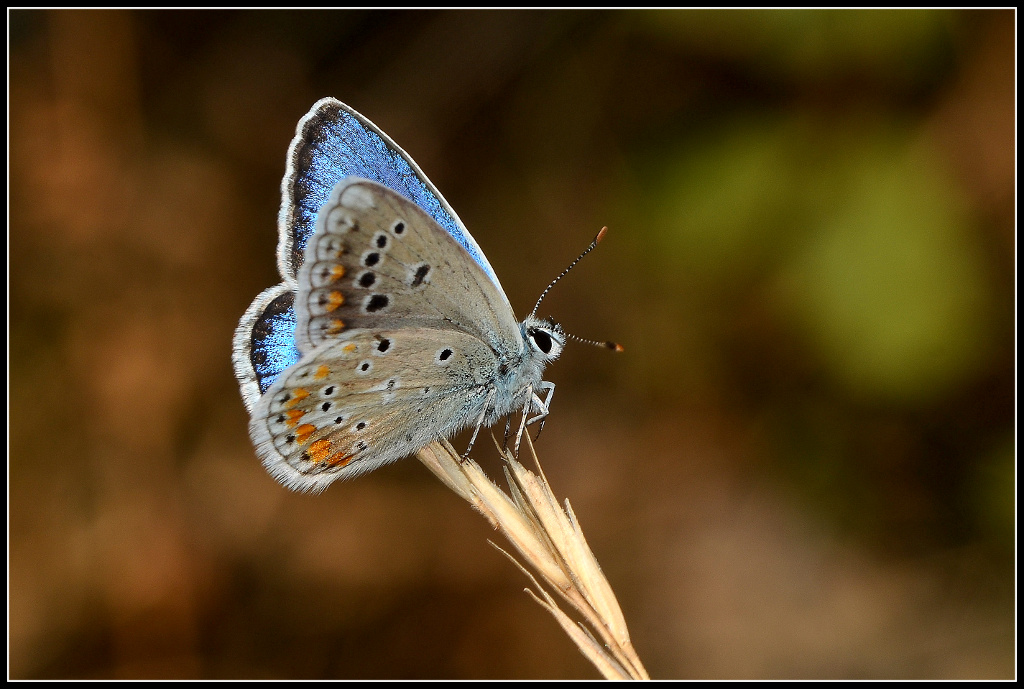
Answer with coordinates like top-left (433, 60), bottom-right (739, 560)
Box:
top-left (416, 436), bottom-right (649, 680)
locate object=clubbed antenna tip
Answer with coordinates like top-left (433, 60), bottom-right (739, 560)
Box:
top-left (567, 332), bottom-right (624, 352)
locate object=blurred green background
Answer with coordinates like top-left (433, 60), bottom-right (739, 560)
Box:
top-left (9, 9), bottom-right (1015, 679)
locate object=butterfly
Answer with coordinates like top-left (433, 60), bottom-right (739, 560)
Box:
top-left (232, 98), bottom-right (593, 493)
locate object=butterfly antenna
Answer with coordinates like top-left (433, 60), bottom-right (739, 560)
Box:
top-left (566, 331), bottom-right (625, 352)
top-left (530, 227), bottom-right (608, 318)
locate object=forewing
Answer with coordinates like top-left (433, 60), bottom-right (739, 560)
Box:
top-left (249, 328), bottom-right (499, 493)
top-left (294, 179), bottom-right (522, 357)
top-left (278, 98), bottom-right (507, 299)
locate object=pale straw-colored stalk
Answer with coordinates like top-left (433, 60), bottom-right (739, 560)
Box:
top-left (416, 435), bottom-right (649, 680)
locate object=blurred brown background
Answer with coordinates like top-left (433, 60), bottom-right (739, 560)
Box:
top-left (9, 9), bottom-right (1015, 679)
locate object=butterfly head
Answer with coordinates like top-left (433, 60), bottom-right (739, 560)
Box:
top-left (521, 315), bottom-right (566, 363)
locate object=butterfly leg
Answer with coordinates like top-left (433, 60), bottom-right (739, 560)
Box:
top-left (529, 381), bottom-right (555, 427)
top-left (530, 381), bottom-right (555, 441)
top-left (512, 384), bottom-right (534, 456)
top-left (512, 382), bottom-right (556, 454)
top-left (463, 386), bottom-right (496, 459)
top-left (503, 416), bottom-right (513, 451)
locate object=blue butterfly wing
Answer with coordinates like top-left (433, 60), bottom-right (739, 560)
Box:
top-left (277, 98), bottom-right (504, 289)
top-left (232, 283), bottom-right (301, 411)
top-left (235, 99), bottom-right (509, 404)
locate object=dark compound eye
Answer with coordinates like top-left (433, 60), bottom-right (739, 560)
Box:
top-left (531, 329), bottom-right (552, 354)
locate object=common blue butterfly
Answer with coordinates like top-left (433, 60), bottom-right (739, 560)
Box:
top-left (233, 99), bottom-right (576, 493)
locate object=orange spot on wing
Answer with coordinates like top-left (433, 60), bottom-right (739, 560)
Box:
top-left (314, 365), bottom-right (330, 379)
top-left (342, 343), bottom-right (357, 353)
top-left (330, 264), bottom-right (346, 280)
top-left (285, 388), bottom-right (310, 408)
top-left (327, 451), bottom-right (353, 467)
top-left (285, 409), bottom-right (305, 427)
top-left (325, 291), bottom-right (344, 312)
top-left (327, 319), bottom-right (345, 334)
top-left (295, 424), bottom-right (316, 445)
top-left (307, 439), bottom-right (332, 464)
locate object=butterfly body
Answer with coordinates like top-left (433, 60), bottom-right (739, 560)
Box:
top-left (234, 100), bottom-right (564, 492)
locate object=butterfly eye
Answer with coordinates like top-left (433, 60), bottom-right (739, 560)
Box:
top-left (531, 329), bottom-right (553, 354)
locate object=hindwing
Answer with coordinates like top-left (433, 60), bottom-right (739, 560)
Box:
top-left (250, 327), bottom-right (501, 492)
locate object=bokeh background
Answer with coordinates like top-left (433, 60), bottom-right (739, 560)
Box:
top-left (9, 9), bottom-right (1015, 679)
